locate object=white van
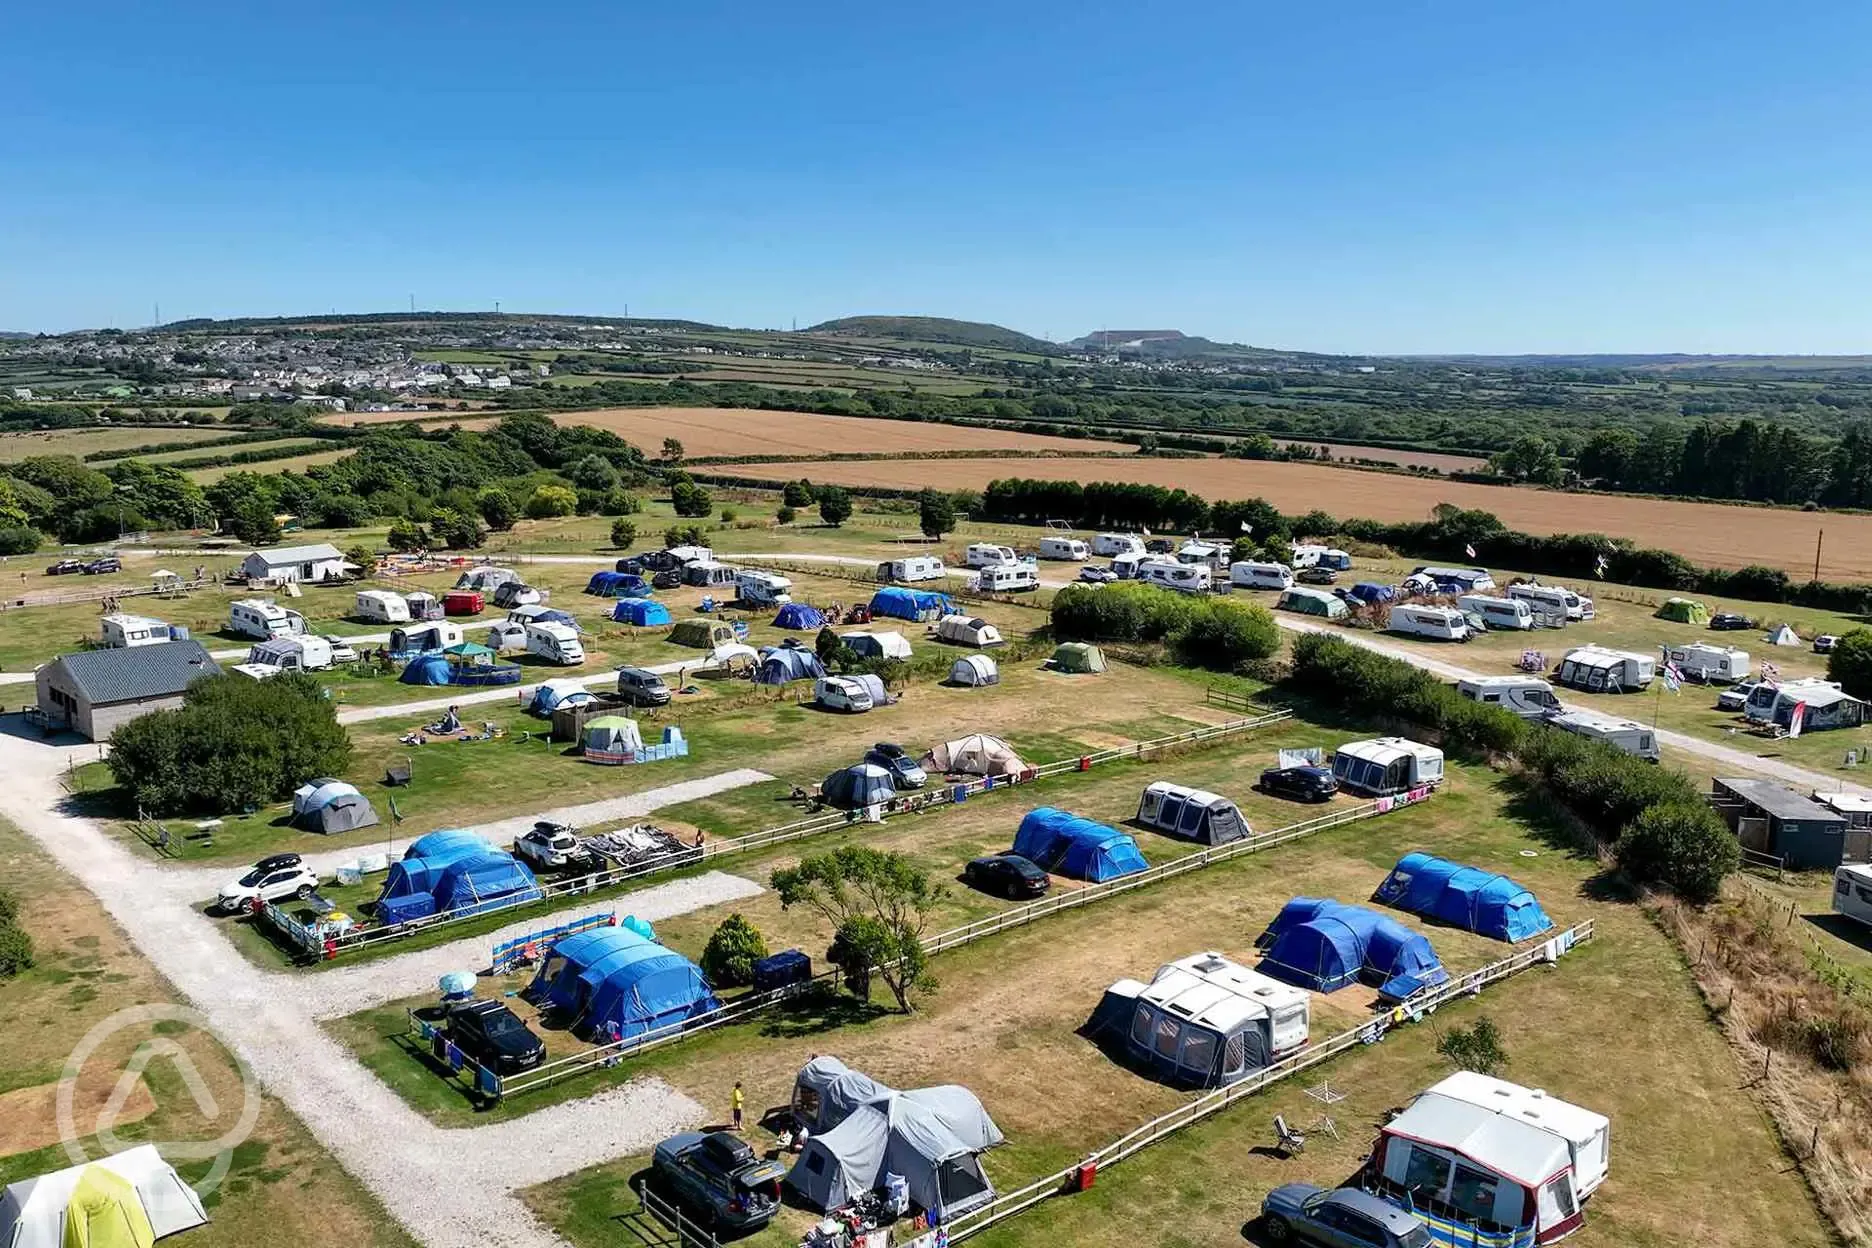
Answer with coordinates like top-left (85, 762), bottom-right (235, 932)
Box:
top-left (1456, 676), bottom-right (1562, 720)
top-left (1457, 594), bottom-right (1534, 631)
top-left (229, 599), bottom-right (306, 640)
top-left (735, 569), bottom-right (793, 606)
top-left (354, 590), bottom-right (411, 624)
top-left (1111, 552), bottom-right (1147, 580)
top-left (1831, 864), bottom-right (1872, 929)
top-left (1507, 583), bottom-right (1593, 624)
top-left (1389, 604), bottom-right (1470, 641)
top-left (245, 634), bottom-right (335, 674)
top-left (1140, 560), bottom-right (1212, 594)
top-left (966, 543), bottom-right (1019, 570)
top-left (877, 556), bottom-right (947, 584)
top-left (1092, 533), bottom-right (1145, 558)
top-left (525, 621), bottom-right (585, 665)
top-left (1547, 707), bottom-right (1660, 762)
top-left (814, 675), bottom-right (875, 714)
top-left (1661, 642), bottom-right (1749, 684)
top-left (974, 564), bottom-right (1039, 593)
top-left (1038, 536), bottom-right (1091, 561)
top-left (99, 614), bottom-right (171, 649)
top-left (1229, 561), bottom-right (1294, 591)
top-left (684, 560), bottom-right (740, 588)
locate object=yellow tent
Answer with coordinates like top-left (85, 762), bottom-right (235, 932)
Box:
top-left (62, 1168), bottom-right (154, 1248)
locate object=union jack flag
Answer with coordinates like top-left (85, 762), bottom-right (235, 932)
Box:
top-left (1660, 662), bottom-right (1683, 693)
top-left (1761, 660), bottom-right (1781, 683)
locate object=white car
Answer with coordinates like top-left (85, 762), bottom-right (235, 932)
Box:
top-left (1078, 566), bottom-right (1118, 585)
top-left (322, 635), bottom-right (359, 663)
top-left (216, 854), bottom-right (320, 912)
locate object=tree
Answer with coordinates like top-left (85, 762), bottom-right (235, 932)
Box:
top-left (1170, 599), bottom-right (1282, 673)
top-left (0, 527), bottom-right (40, 556)
top-left (567, 453), bottom-right (621, 492)
top-left (475, 487), bottom-right (518, 531)
top-left (699, 914), bottom-right (767, 988)
top-left (664, 524), bottom-right (705, 548)
top-left (429, 508), bottom-right (485, 550)
top-left (609, 517), bottom-right (638, 549)
top-left (1437, 1016), bottom-right (1510, 1076)
top-left (783, 479), bottom-right (816, 508)
top-left (817, 485), bottom-right (853, 527)
top-left (386, 519), bottom-right (428, 551)
top-left (917, 489), bottom-right (956, 540)
top-left (661, 437), bottom-right (685, 463)
top-left (525, 484), bottom-right (578, 519)
top-left (777, 505), bottom-right (798, 525)
top-left (226, 497), bottom-right (281, 546)
top-left (1616, 801), bottom-right (1740, 904)
top-left (1828, 629), bottom-right (1872, 701)
top-left (313, 492), bottom-right (373, 528)
top-left (1489, 435), bottom-right (1564, 486)
top-left (770, 846), bottom-right (944, 1012)
top-left (0, 480), bottom-right (30, 529)
top-left (815, 626), bottom-right (855, 672)
top-left (670, 480), bottom-right (713, 517)
top-left (344, 545), bottom-right (376, 575)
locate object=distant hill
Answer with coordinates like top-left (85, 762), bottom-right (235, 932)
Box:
top-left (805, 316), bottom-right (1061, 354)
top-left (1074, 329), bottom-right (1187, 349)
top-left (159, 311), bottom-right (723, 334)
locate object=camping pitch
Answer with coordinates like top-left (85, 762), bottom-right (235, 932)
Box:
top-left (1256, 897), bottom-right (1449, 1000)
top-left (1372, 852), bottom-right (1552, 942)
top-left (1012, 808), bottom-right (1148, 882)
top-left (0, 1145), bottom-right (208, 1248)
top-left (525, 926), bottom-right (719, 1041)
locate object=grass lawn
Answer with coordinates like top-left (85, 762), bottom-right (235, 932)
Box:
top-left (0, 818), bottom-right (417, 1248)
top-left (0, 426), bottom-right (233, 462)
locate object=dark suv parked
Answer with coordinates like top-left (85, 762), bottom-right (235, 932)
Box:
top-left (443, 1000), bottom-right (545, 1074)
top-left (963, 853), bottom-right (1050, 899)
top-left (84, 557), bottom-right (122, 575)
top-left (650, 1131), bottom-right (785, 1232)
top-left (1258, 765), bottom-right (1338, 803)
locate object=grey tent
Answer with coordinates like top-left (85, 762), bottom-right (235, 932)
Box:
top-left (787, 1084), bottom-right (1003, 1219)
top-left (792, 1056), bottom-right (892, 1134)
top-left (1135, 781), bottom-right (1250, 846)
top-left (290, 779), bottom-right (380, 835)
top-left (821, 763), bottom-right (896, 811)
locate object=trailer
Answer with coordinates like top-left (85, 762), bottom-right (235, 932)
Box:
top-left (1547, 707), bottom-right (1660, 762)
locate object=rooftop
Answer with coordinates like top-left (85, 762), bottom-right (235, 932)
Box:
top-left (247, 543), bottom-right (343, 566)
top-left (1713, 777), bottom-right (1847, 825)
top-left (52, 640), bottom-right (221, 704)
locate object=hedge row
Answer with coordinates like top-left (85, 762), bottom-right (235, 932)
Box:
top-left (1050, 582), bottom-right (1280, 674)
top-left (1286, 633), bottom-right (1738, 902)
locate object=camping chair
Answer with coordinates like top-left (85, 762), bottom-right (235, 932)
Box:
top-left (1273, 1115), bottom-right (1307, 1157)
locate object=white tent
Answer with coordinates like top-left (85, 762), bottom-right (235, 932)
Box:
top-left (922, 733), bottom-right (1027, 777)
top-left (935, 614), bottom-right (1003, 648)
top-left (0, 1145), bottom-right (209, 1248)
top-left (1768, 623), bottom-right (1802, 647)
top-left (843, 630), bottom-right (914, 660)
top-left (948, 654), bottom-right (999, 687)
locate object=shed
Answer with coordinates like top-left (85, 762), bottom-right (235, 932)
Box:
top-left (1048, 642), bottom-right (1107, 673)
top-left (668, 618), bottom-right (737, 649)
top-left (290, 779), bottom-right (380, 835)
top-left (35, 640), bottom-right (221, 741)
top-left (870, 587), bottom-right (956, 623)
top-left (524, 926), bottom-right (720, 1041)
top-left (922, 733), bottom-right (1027, 777)
top-left (844, 630), bottom-right (913, 660)
top-left (1089, 951), bottom-right (1309, 1088)
top-left (947, 654), bottom-right (999, 687)
top-left (1277, 586), bottom-right (1348, 618)
top-left (1373, 852), bottom-right (1552, 942)
top-left (1331, 737), bottom-right (1444, 797)
top-left (754, 643), bottom-right (826, 686)
top-left (1711, 777), bottom-right (1850, 870)
top-left (821, 763), bottom-right (897, 811)
top-left (1135, 781), bottom-right (1251, 845)
top-left (240, 542), bottom-right (346, 584)
top-left (0, 1145), bottom-right (209, 1248)
top-left (1011, 808), bottom-right (1148, 882)
top-left (1654, 597), bottom-right (1709, 624)
top-left (612, 598), bottom-right (672, 627)
top-left (935, 615), bottom-right (1003, 647)
top-left (773, 603), bottom-right (827, 630)
top-left (1255, 898), bottom-right (1449, 1000)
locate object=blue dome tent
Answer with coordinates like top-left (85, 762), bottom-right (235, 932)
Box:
top-left (528, 678), bottom-right (595, 716)
top-left (773, 602), bottom-right (826, 630)
top-left (398, 654), bottom-right (454, 685)
top-left (1011, 808), bottom-right (1148, 882)
top-left (869, 587), bottom-right (955, 623)
top-left (585, 571), bottom-right (654, 599)
top-left (374, 833), bottom-right (543, 925)
top-left (612, 598), bottom-right (672, 626)
top-left (1255, 898), bottom-right (1448, 1000)
top-left (524, 927), bottom-right (720, 1041)
top-left (754, 643), bottom-right (826, 685)
top-left (1373, 852), bottom-right (1553, 942)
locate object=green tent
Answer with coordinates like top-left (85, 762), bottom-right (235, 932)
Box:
top-left (443, 641), bottom-right (497, 665)
top-left (668, 619), bottom-right (735, 649)
top-left (1655, 597), bottom-right (1710, 624)
top-left (1278, 587), bottom-right (1348, 619)
top-left (1050, 642), bottom-right (1108, 674)
top-left (61, 1167), bottom-right (154, 1248)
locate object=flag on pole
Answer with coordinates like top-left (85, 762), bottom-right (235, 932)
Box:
top-left (1464, 544), bottom-right (1477, 559)
top-left (1661, 661), bottom-right (1683, 694)
top-left (1789, 701), bottom-right (1807, 739)
top-left (1594, 554), bottom-right (1609, 577)
top-left (1240, 521), bottom-right (1252, 533)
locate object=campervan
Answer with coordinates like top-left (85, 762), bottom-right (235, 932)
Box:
top-left (244, 634), bottom-right (336, 675)
top-left (1831, 864), bottom-right (1872, 929)
top-left (525, 621), bottom-right (585, 666)
top-left (814, 675), bottom-right (876, 714)
top-left (1661, 642), bottom-right (1749, 684)
top-left (229, 598), bottom-right (306, 640)
top-left (1229, 561), bottom-right (1294, 591)
top-left (99, 614), bottom-right (172, 648)
top-left (1110, 552), bottom-right (1147, 580)
top-left (973, 565), bottom-right (1039, 593)
top-left (1456, 676), bottom-right (1562, 720)
top-left (1176, 540), bottom-right (1227, 570)
top-left (1038, 536), bottom-right (1091, 561)
top-left (1139, 560), bottom-right (1211, 594)
top-left (876, 556), bottom-right (946, 584)
top-left (1291, 544), bottom-right (1352, 571)
top-left (1555, 645), bottom-right (1655, 692)
top-left (965, 543), bottom-right (1019, 570)
top-left (683, 560), bottom-right (740, 589)
top-left (1457, 594), bottom-right (1534, 631)
top-left (1413, 566), bottom-right (1497, 593)
top-left (1547, 707), bottom-right (1660, 762)
top-left (1507, 583), bottom-right (1593, 623)
top-left (1388, 604), bottom-right (1470, 641)
top-left (1092, 533), bottom-right (1145, 557)
top-left (353, 590), bottom-right (411, 624)
top-left (735, 569), bottom-right (793, 606)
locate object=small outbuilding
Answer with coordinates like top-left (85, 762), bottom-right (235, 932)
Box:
top-left (1047, 642), bottom-right (1107, 673)
top-left (1256, 897), bottom-right (1449, 1000)
top-left (525, 926), bottom-right (720, 1041)
top-left (773, 602), bottom-right (827, 631)
top-left (1654, 596), bottom-right (1709, 624)
top-left (1011, 808), bottom-right (1149, 882)
top-left (290, 779), bottom-right (381, 835)
top-left (611, 597), bottom-right (673, 627)
top-left (35, 640), bottom-right (221, 741)
top-left (1711, 776), bottom-right (1851, 870)
top-left (1373, 852), bottom-right (1552, 942)
top-left (947, 654), bottom-right (999, 687)
top-left (1135, 781), bottom-right (1251, 845)
top-left (935, 614), bottom-right (1003, 648)
top-left (240, 542), bottom-right (346, 584)
top-left (922, 733), bottom-right (1027, 777)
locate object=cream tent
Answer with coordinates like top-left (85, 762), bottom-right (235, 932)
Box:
top-left (0, 1145), bottom-right (208, 1248)
top-left (1767, 623), bottom-right (1802, 647)
top-left (948, 654), bottom-right (999, 687)
top-left (921, 733), bottom-right (1028, 777)
top-left (935, 615), bottom-right (1003, 648)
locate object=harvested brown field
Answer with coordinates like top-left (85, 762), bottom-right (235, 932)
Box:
top-left (541, 407), bottom-right (1132, 456)
top-left (719, 455), bottom-right (1870, 578)
top-left (1276, 438), bottom-right (1487, 471)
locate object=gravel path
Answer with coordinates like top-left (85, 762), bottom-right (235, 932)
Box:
top-left (0, 722), bottom-right (711, 1248)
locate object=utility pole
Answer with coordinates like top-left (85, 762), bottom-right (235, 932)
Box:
top-left (409, 294), bottom-right (415, 314)
top-left (1815, 528), bottom-right (1825, 583)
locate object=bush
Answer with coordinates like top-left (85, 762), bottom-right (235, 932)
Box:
top-left (783, 479), bottom-right (816, 508)
top-left (777, 505), bottom-right (797, 525)
top-left (475, 487), bottom-right (518, 532)
top-left (1169, 598), bottom-right (1281, 673)
top-left (314, 493), bottom-right (374, 528)
top-left (1437, 1016), bottom-right (1510, 1076)
top-left (0, 923), bottom-right (32, 978)
top-left (525, 484), bottom-right (578, 519)
top-left (429, 508), bottom-right (485, 550)
top-left (609, 518), bottom-right (638, 549)
top-left (700, 914), bottom-right (768, 988)
top-left (0, 526), bottom-right (41, 556)
top-left (386, 519), bottom-right (428, 552)
top-left (671, 480), bottom-right (713, 517)
top-left (720, 507), bottom-right (737, 523)
top-left (599, 488), bottom-right (640, 517)
top-left (1286, 633), bottom-right (1527, 756)
top-left (817, 486), bottom-right (853, 526)
top-left (663, 524), bottom-right (705, 548)
top-left (1827, 628), bottom-right (1872, 700)
top-left (1615, 801), bottom-right (1740, 904)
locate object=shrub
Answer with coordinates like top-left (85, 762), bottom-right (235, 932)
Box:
top-left (720, 507), bottom-right (737, 523)
top-left (1436, 1015), bottom-right (1509, 1076)
top-left (386, 519), bottom-right (428, 551)
top-left (783, 479), bottom-right (816, 508)
top-left (817, 486), bottom-right (853, 526)
top-left (475, 487), bottom-right (518, 531)
top-left (609, 518), bottom-right (638, 549)
top-left (314, 493), bottom-right (373, 529)
top-left (1827, 628), bottom-right (1872, 701)
top-left (0, 923), bottom-right (32, 978)
top-left (663, 524), bottom-right (705, 548)
top-left (428, 508), bottom-right (485, 550)
top-left (0, 886), bottom-right (16, 925)
top-left (1169, 598), bottom-right (1281, 673)
top-left (1615, 801), bottom-right (1740, 904)
top-left (599, 488), bottom-right (640, 516)
top-left (700, 914), bottom-right (768, 988)
top-left (671, 480), bottom-right (713, 517)
top-left (0, 526), bottom-right (41, 556)
top-left (777, 505), bottom-right (797, 525)
top-left (525, 484), bottom-right (578, 519)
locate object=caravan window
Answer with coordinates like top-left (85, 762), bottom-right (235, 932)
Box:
top-left (1179, 1028), bottom-right (1216, 1073)
top-left (1223, 1032), bottom-right (1246, 1076)
top-left (1403, 1148), bottom-right (1451, 1196)
top-left (1547, 1176), bottom-right (1577, 1219)
top-left (1449, 1164), bottom-right (1499, 1221)
top-left (1178, 802), bottom-right (1204, 837)
top-left (1153, 1015), bottom-right (1182, 1058)
top-left (1130, 1004), bottom-right (1154, 1047)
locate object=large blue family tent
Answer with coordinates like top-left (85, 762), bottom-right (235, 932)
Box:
top-left (612, 597), bottom-right (672, 626)
top-left (773, 602), bottom-right (826, 630)
top-left (1255, 898), bottom-right (1449, 1001)
top-left (1373, 852), bottom-right (1553, 943)
top-left (1011, 808), bottom-right (1149, 882)
top-left (869, 587), bottom-right (955, 623)
top-left (374, 831), bottom-right (543, 924)
top-left (398, 654), bottom-right (454, 685)
top-left (585, 571), bottom-right (653, 598)
top-left (754, 643), bottom-right (826, 686)
top-left (524, 926), bottom-right (721, 1041)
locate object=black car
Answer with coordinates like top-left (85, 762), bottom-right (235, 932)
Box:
top-left (620, 550), bottom-right (681, 575)
top-left (84, 557), bottom-right (122, 575)
top-left (652, 568), bottom-right (685, 590)
top-left (1709, 611), bottom-right (1752, 631)
top-left (45, 559), bottom-right (85, 576)
top-left (964, 853), bottom-right (1050, 899)
top-left (1296, 566), bottom-right (1338, 586)
top-left (1145, 538), bottom-right (1176, 555)
top-left (1259, 765), bottom-right (1338, 803)
top-left (444, 1000), bottom-right (545, 1074)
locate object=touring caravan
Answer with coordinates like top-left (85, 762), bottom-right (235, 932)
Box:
top-left (99, 613), bottom-right (173, 649)
top-left (1091, 952), bottom-right (1309, 1088)
top-left (1457, 594), bottom-right (1534, 631)
top-left (966, 543), bottom-right (1020, 570)
top-left (1556, 646), bottom-right (1655, 693)
top-left (1092, 533), bottom-right (1145, 557)
top-left (1508, 583), bottom-right (1593, 623)
top-left (390, 621), bottom-right (464, 655)
top-left (683, 560), bottom-right (739, 589)
top-left (1110, 552), bottom-right (1147, 580)
top-left (525, 621), bottom-right (585, 665)
top-left (1139, 560), bottom-right (1211, 594)
top-left (1548, 707), bottom-right (1660, 762)
top-left (735, 569), bottom-right (793, 606)
top-left (1332, 737), bottom-right (1444, 796)
top-left (244, 634), bottom-right (336, 674)
top-left (228, 598), bottom-right (306, 640)
top-left (1176, 540), bottom-right (1227, 570)
top-left (1388, 604), bottom-right (1470, 641)
top-left (1831, 864), bottom-right (1872, 929)
top-left (1430, 1070), bottom-right (1611, 1200)
top-left (1414, 566), bottom-right (1496, 593)
top-left (1291, 544), bottom-right (1352, 571)
top-left (876, 556), bottom-right (946, 584)
top-left (1229, 561), bottom-right (1294, 591)
top-left (1038, 536), bottom-right (1090, 561)
top-left (973, 564), bottom-right (1039, 593)
top-left (1456, 676), bottom-right (1562, 720)
top-left (1661, 642), bottom-right (1748, 684)
top-left (353, 590), bottom-right (411, 624)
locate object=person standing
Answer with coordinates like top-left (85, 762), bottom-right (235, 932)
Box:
top-left (731, 1080), bottom-right (745, 1131)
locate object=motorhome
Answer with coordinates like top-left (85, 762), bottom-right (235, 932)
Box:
top-left (1556, 645), bottom-right (1655, 692)
top-left (683, 560), bottom-right (740, 589)
top-left (876, 556), bottom-right (946, 584)
top-left (244, 634), bottom-right (336, 675)
top-left (1038, 536), bottom-right (1091, 561)
top-left (965, 543), bottom-right (1020, 570)
top-left (98, 614), bottom-right (173, 649)
top-left (1547, 707), bottom-right (1660, 762)
top-left (1456, 676), bottom-right (1562, 720)
top-left (228, 598), bottom-right (306, 641)
top-left (1176, 540), bottom-right (1227, 571)
top-left (1139, 560), bottom-right (1211, 594)
top-left (353, 590), bottom-right (411, 624)
top-left (1110, 552), bottom-right (1147, 580)
top-left (973, 564), bottom-right (1039, 593)
top-left (1388, 604), bottom-right (1470, 641)
top-left (735, 569), bottom-right (793, 606)
top-left (1831, 864), bottom-right (1872, 929)
top-left (1662, 642), bottom-right (1749, 684)
top-left (1291, 544), bottom-right (1353, 571)
top-left (1092, 533), bottom-right (1145, 557)
top-left (1413, 565), bottom-right (1497, 593)
top-left (525, 621), bottom-right (585, 665)
top-left (1507, 583), bottom-right (1593, 623)
top-left (1457, 594), bottom-right (1534, 631)
top-left (1228, 561), bottom-right (1294, 591)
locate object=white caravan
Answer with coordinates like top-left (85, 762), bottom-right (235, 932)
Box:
top-left (1177, 540), bottom-right (1227, 570)
top-left (243, 634), bottom-right (336, 675)
top-left (1507, 583), bottom-right (1594, 622)
top-left (735, 569), bottom-right (793, 606)
top-left (1457, 594), bottom-right (1534, 631)
top-left (98, 614), bottom-right (171, 649)
top-left (1092, 533), bottom-right (1145, 557)
top-left (1291, 544), bottom-right (1353, 571)
top-left (1556, 646), bottom-right (1655, 692)
top-left (1139, 560), bottom-right (1211, 594)
top-left (1389, 604), bottom-right (1471, 641)
top-left (973, 564), bottom-right (1039, 593)
top-left (683, 560), bottom-right (739, 588)
top-left (229, 598), bottom-right (306, 640)
top-left (965, 543), bottom-right (1020, 570)
top-left (1547, 707), bottom-right (1660, 762)
top-left (1456, 676), bottom-right (1562, 720)
top-left (1831, 864), bottom-right (1872, 929)
top-left (665, 544), bottom-right (714, 566)
top-left (1110, 552), bottom-right (1147, 580)
top-left (1661, 642), bottom-right (1749, 684)
top-left (353, 590), bottom-right (411, 624)
top-left (1743, 676), bottom-right (1841, 724)
top-left (1038, 536), bottom-right (1091, 561)
top-left (525, 621), bottom-right (585, 665)
top-left (1229, 561), bottom-right (1294, 591)
top-left (877, 556), bottom-right (947, 584)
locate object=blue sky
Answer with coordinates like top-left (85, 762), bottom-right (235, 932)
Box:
top-left (4, 2), bottom-right (1870, 353)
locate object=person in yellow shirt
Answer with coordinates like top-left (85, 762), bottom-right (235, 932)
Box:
top-left (732, 1080), bottom-right (745, 1131)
